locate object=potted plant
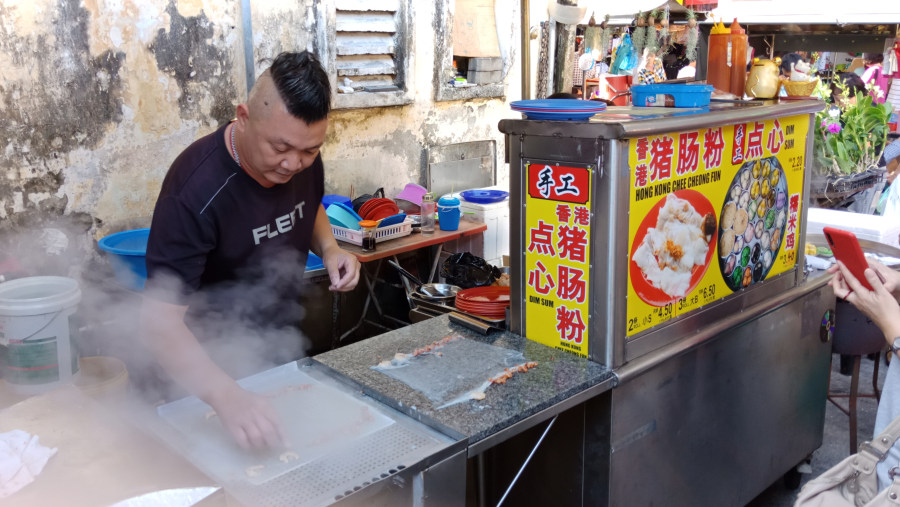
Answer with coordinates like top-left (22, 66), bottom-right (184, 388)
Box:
top-left (811, 76), bottom-right (893, 210)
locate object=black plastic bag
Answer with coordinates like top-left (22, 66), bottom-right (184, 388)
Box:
top-left (440, 252), bottom-right (500, 289)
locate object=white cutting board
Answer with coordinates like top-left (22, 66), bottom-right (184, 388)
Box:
top-left (157, 363), bottom-right (394, 486)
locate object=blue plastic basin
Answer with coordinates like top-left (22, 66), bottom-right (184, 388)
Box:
top-left (97, 228), bottom-right (149, 291)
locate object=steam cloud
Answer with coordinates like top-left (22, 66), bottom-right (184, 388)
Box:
top-left (0, 217), bottom-right (313, 405)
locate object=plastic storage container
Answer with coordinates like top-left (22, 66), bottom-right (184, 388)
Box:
top-left (447, 187), bottom-right (511, 267)
top-left (437, 196), bottom-right (461, 231)
top-left (0, 276), bottom-right (82, 395)
top-left (630, 84), bottom-right (714, 108)
top-left (97, 228), bottom-right (150, 291)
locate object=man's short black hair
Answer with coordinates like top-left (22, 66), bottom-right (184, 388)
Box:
top-left (269, 51), bottom-right (331, 124)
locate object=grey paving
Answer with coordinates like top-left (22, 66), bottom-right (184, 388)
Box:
top-left (747, 353), bottom-right (888, 506)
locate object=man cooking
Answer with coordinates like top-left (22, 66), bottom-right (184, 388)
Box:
top-left (140, 51), bottom-right (360, 450)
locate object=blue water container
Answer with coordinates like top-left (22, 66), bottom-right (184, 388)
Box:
top-left (437, 196), bottom-right (461, 231)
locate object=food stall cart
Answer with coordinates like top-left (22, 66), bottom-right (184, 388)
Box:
top-left (490, 98), bottom-right (833, 505)
top-left (280, 98), bottom-right (836, 506)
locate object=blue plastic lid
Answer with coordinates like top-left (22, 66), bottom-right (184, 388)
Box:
top-left (438, 196), bottom-right (461, 207)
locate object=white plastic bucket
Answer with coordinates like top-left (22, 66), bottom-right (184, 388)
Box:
top-left (0, 276), bottom-right (81, 395)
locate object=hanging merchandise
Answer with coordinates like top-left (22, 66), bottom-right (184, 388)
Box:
top-left (645, 9), bottom-right (660, 56)
top-left (685, 8), bottom-right (700, 62)
top-left (612, 32), bottom-right (638, 75)
top-left (633, 12), bottom-right (646, 57)
top-left (887, 39), bottom-right (899, 77)
top-left (578, 50), bottom-right (595, 72)
top-left (658, 7), bottom-right (670, 55)
top-left (583, 14), bottom-right (602, 58)
top-left (599, 15), bottom-right (612, 60)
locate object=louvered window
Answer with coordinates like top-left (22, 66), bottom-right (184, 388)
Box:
top-left (319, 0), bottom-right (413, 109)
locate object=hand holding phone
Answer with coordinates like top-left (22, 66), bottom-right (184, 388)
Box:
top-left (823, 227), bottom-right (874, 291)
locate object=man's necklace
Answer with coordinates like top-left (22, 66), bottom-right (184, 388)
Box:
top-left (230, 122), bottom-right (241, 168)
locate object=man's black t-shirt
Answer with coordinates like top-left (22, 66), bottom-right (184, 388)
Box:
top-left (146, 123), bottom-right (323, 332)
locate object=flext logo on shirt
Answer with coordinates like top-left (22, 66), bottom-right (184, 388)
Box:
top-left (252, 201), bottom-right (306, 245)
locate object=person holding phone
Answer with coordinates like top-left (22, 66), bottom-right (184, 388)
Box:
top-left (829, 258), bottom-right (900, 490)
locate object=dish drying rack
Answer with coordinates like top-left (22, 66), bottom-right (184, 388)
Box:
top-left (332, 218), bottom-right (413, 246)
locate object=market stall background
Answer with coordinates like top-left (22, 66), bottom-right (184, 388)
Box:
top-left (0, 0), bottom-right (519, 285)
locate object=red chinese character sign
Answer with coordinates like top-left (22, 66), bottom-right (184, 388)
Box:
top-left (525, 163), bottom-right (592, 357)
top-left (626, 115), bottom-right (809, 337)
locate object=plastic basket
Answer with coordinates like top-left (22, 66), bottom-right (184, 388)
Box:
top-left (332, 218), bottom-right (413, 246)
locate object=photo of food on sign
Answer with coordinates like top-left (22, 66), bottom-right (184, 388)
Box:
top-left (718, 156), bottom-right (788, 291)
top-left (630, 190), bottom-right (717, 306)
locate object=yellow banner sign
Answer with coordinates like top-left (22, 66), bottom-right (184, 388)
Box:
top-left (524, 163), bottom-right (592, 357)
top-left (626, 115), bottom-right (808, 336)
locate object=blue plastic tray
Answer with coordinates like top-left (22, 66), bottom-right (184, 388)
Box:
top-left (510, 99), bottom-right (606, 121)
top-left (461, 189), bottom-right (509, 204)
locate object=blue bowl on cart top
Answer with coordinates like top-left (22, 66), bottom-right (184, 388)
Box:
top-left (97, 228), bottom-right (149, 291)
top-left (630, 84), bottom-right (714, 108)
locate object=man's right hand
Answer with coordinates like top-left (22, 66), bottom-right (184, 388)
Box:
top-left (208, 384), bottom-right (286, 451)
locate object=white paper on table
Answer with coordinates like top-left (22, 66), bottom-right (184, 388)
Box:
top-left (0, 430), bottom-right (57, 499)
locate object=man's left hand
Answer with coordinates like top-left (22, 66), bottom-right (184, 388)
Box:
top-left (322, 247), bottom-right (360, 292)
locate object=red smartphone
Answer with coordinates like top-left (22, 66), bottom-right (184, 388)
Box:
top-left (823, 226), bottom-right (873, 291)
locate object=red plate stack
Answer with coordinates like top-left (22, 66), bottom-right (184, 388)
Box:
top-left (454, 286), bottom-right (510, 319)
top-left (358, 198), bottom-right (400, 221)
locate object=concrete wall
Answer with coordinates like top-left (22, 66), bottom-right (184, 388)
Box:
top-left (0, 0), bottom-right (520, 279)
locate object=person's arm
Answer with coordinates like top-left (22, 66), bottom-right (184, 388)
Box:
top-left (828, 258), bottom-right (900, 302)
top-left (140, 296), bottom-right (284, 450)
top-left (310, 203), bottom-right (360, 292)
top-left (830, 261), bottom-right (900, 351)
